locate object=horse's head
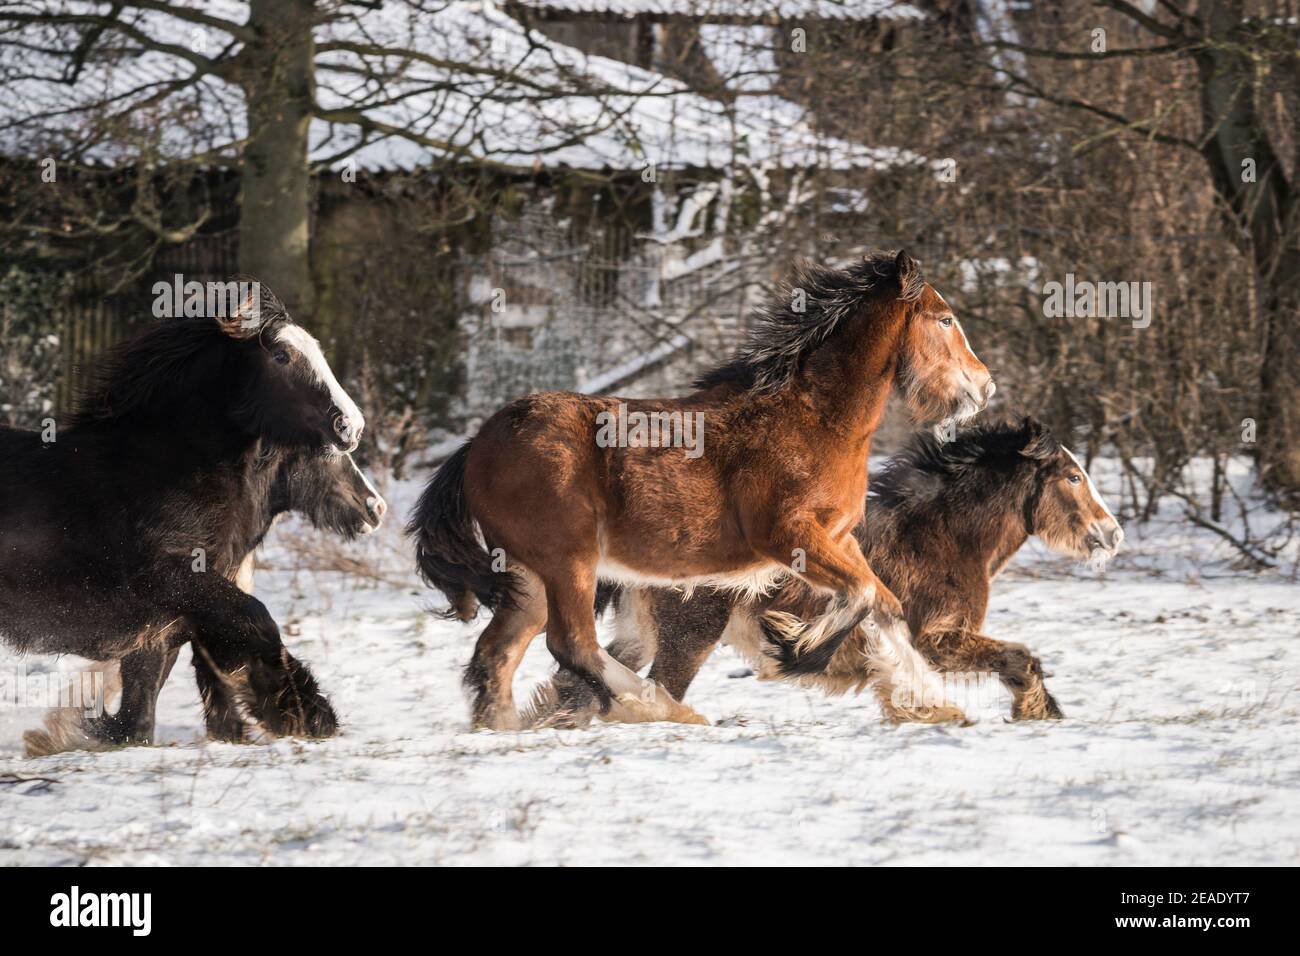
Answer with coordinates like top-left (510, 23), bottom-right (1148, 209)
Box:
top-left (1019, 419), bottom-right (1124, 566)
top-left (282, 450), bottom-right (387, 538)
top-left (893, 251), bottom-right (995, 432)
top-left (222, 286), bottom-right (365, 454)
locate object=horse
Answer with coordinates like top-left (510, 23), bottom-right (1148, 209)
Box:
top-left (530, 418), bottom-right (1124, 726)
top-left (0, 285), bottom-right (366, 744)
top-left (22, 447), bottom-right (386, 756)
top-left (408, 250), bottom-right (994, 729)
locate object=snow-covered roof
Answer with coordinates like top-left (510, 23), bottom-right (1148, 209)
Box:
top-left (509, 0), bottom-right (925, 20)
top-left (0, 1), bottom-right (925, 174)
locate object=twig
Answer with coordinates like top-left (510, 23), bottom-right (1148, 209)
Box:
top-left (1180, 508), bottom-right (1277, 570)
top-left (0, 772), bottom-right (60, 792)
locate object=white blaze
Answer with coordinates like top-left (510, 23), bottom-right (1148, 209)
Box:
top-left (275, 324), bottom-right (365, 442)
top-left (345, 453), bottom-right (385, 529)
top-left (1063, 447), bottom-right (1118, 523)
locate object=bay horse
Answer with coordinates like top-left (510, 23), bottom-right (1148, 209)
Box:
top-left (531, 418), bottom-right (1123, 725)
top-left (409, 251), bottom-right (994, 729)
top-left (0, 286), bottom-right (366, 744)
top-left (22, 447), bottom-right (386, 756)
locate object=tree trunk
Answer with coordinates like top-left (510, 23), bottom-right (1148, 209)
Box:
top-left (1194, 0), bottom-right (1300, 496)
top-left (238, 0), bottom-right (316, 319)
top-left (1255, 249), bottom-right (1300, 494)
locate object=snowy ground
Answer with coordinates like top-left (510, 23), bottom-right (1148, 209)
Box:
top-left (2, 461), bottom-right (1298, 866)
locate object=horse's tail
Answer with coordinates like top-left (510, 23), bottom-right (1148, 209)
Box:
top-left (407, 440), bottom-right (519, 622)
top-left (760, 594), bottom-right (870, 678)
top-left (594, 581), bottom-right (621, 618)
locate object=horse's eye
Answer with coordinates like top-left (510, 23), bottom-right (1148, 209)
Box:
top-left (1068, 474), bottom-right (1082, 485)
top-left (939, 316), bottom-right (953, 329)
top-left (273, 349), bottom-right (291, 365)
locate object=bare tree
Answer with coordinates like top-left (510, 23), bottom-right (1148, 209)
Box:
top-left (972, 0), bottom-right (1300, 496)
top-left (0, 0), bottom-right (686, 314)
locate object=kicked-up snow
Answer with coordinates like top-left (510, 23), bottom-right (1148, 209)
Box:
top-left (1, 460), bottom-right (1297, 866)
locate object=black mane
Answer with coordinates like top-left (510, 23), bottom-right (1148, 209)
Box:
top-left (871, 418), bottom-right (1063, 509)
top-left (67, 318), bottom-right (233, 428)
top-left (693, 251), bottom-right (925, 393)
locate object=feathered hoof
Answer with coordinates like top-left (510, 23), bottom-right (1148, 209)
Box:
top-left (23, 710), bottom-right (127, 757)
top-left (246, 654), bottom-right (339, 739)
top-left (882, 702), bottom-right (967, 725)
top-left (22, 726), bottom-right (97, 758)
top-left (1011, 690), bottom-right (1065, 721)
top-left (603, 685), bottom-right (710, 726)
top-left (469, 706), bottom-right (526, 732)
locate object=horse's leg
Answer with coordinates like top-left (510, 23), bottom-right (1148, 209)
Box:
top-left (536, 585), bottom-right (725, 727)
top-left (80, 644), bottom-right (181, 746)
top-left (522, 584), bottom-right (669, 729)
top-left (23, 637), bottom-right (183, 756)
top-left (758, 521), bottom-right (901, 658)
top-left (192, 648), bottom-right (253, 741)
top-left (914, 629), bottom-right (1063, 720)
top-left (645, 588), bottom-right (732, 702)
top-left (523, 585), bottom-right (650, 728)
top-left (859, 623), bottom-right (965, 724)
top-left (174, 576), bottom-right (337, 738)
top-left (543, 569), bottom-right (708, 726)
top-left (464, 568), bottom-right (548, 731)
top-left (756, 523), bottom-right (963, 720)
top-left (189, 554), bottom-right (265, 743)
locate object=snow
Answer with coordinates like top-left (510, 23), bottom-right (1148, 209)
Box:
top-left (1, 458), bottom-right (1298, 865)
top-left (0, 1), bottom-right (924, 173)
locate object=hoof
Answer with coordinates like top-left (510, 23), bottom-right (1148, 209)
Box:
top-left (469, 708), bottom-right (525, 732)
top-left (245, 654), bottom-right (339, 739)
top-left (604, 684), bottom-right (710, 726)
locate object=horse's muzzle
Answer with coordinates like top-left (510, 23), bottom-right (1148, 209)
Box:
top-left (1086, 519), bottom-right (1124, 554)
top-left (332, 412), bottom-right (362, 451)
top-left (365, 494), bottom-right (387, 530)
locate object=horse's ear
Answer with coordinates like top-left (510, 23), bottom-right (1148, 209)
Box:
top-left (1019, 417), bottom-right (1055, 459)
top-left (893, 249), bottom-right (923, 297)
top-left (218, 289), bottom-right (262, 339)
top-left (217, 279), bottom-right (286, 339)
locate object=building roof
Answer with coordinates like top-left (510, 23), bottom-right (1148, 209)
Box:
top-left (0, 1), bottom-right (926, 174)
top-left (508, 0), bottom-right (924, 20)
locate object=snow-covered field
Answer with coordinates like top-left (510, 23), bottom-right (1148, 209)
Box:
top-left (2, 463), bottom-right (1298, 866)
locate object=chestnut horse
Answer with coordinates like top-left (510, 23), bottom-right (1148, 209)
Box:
top-left (531, 419), bottom-right (1123, 725)
top-left (409, 251), bottom-right (993, 729)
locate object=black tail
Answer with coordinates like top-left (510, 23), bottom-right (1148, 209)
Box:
top-left (406, 441), bottom-right (520, 621)
top-left (594, 582), bottom-right (622, 618)
top-left (761, 604), bottom-right (867, 678)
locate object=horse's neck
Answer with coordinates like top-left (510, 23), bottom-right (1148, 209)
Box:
top-left (134, 422), bottom-right (271, 517)
top-left (800, 309), bottom-right (904, 441)
top-left (985, 522), bottom-right (1030, 583)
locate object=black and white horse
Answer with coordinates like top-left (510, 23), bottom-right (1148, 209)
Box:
top-left (0, 289), bottom-right (369, 745)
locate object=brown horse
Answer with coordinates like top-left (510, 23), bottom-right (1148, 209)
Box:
top-left (409, 251), bottom-right (993, 729)
top-left (531, 418), bottom-right (1123, 725)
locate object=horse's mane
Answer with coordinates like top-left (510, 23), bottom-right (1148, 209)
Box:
top-left (870, 418), bottom-right (1063, 510)
top-left (67, 318), bottom-right (234, 428)
top-left (694, 251), bottom-right (925, 393)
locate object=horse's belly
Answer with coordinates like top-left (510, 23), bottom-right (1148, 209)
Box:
top-left (595, 556), bottom-right (788, 603)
